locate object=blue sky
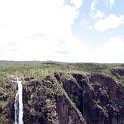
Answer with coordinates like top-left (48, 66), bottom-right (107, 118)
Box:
top-left (0, 0), bottom-right (124, 63)
top-left (72, 0), bottom-right (124, 48)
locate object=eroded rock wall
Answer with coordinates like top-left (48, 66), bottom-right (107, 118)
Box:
top-left (1, 72), bottom-right (124, 124)
top-left (54, 72), bottom-right (124, 124)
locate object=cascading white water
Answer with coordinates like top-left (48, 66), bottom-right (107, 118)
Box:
top-left (14, 79), bottom-right (23, 124)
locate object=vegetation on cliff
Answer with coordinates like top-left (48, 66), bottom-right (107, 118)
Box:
top-left (0, 61), bottom-right (124, 124)
top-left (0, 61), bottom-right (124, 82)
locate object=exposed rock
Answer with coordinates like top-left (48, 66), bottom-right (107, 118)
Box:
top-left (54, 73), bottom-right (124, 124)
top-left (0, 81), bottom-right (15, 124)
top-left (1, 73), bottom-right (124, 124)
top-left (111, 68), bottom-right (124, 76)
top-left (22, 76), bottom-right (86, 124)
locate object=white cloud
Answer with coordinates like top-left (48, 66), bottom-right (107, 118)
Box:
top-left (94, 14), bottom-right (124, 31)
top-left (80, 19), bottom-right (91, 29)
top-left (93, 10), bottom-right (105, 19)
top-left (91, 0), bottom-right (97, 12)
top-left (93, 36), bottom-right (124, 63)
top-left (89, 10), bottom-right (105, 25)
top-left (70, 0), bottom-right (83, 9)
top-left (91, 0), bottom-right (115, 13)
top-left (1, 0), bottom-right (124, 63)
top-left (89, 0), bottom-right (124, 32)
top-left (0, 0), bottom-right (88, 62)
top-left (105, 0), bottom-right (115, 8)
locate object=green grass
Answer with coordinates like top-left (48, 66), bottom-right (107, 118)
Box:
top-left (0, 61), bottom-right (124, 84)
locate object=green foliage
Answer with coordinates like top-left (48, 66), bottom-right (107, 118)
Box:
top-left (0, 61), bottom-right (124, 123)
top-left (0, 61), bottom-right (124, 84)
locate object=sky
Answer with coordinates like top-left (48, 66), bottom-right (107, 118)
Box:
top-left (0, 0), bottom-right (124, 63)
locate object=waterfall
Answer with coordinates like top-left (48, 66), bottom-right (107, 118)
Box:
top-left (14, 79), bottom-right (23, 124)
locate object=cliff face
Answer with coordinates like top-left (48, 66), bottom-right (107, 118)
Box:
top-left (55, 73), bottom-right (124, 124)
top-left (0, 81), bottom-right (15, 124)
top-left (22, 75), bottom-right (86, 124)
top-left (0, 72), bottom-right (124, 124)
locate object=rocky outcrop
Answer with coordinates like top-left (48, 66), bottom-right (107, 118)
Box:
top-left (111, 68), bottom-right (124, 76)
top-left (0, 81), bottom-right (15, 124)
top-left (54, 72), bottom-right (124, 124)
top-left (0, 72), bottom-right (124, 124)
top-left (22, 75), bottom-right (86, 124)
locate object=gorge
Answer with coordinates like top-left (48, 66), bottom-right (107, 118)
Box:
top-left (0, 62), bottom-right (124, 124)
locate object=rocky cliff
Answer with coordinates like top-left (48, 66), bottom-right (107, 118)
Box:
top-left (0, 71), bottom-right (124, 124)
